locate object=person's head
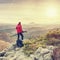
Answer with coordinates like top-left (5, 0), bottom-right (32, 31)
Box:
top-left (18, 22), bottom-right (21, 25)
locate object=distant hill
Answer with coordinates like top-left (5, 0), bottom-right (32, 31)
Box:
top-left (0, 32), bottom-right (13, 43)
top-left (0, 24), bottom-right (60, 41)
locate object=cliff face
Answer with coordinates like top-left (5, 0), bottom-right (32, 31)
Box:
top-left (0, 43), bottom-right (56, 60)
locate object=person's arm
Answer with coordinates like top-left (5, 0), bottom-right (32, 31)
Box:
top-left (20, 24), bottom-right (23, 31)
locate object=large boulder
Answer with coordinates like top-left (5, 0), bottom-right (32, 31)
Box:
top-left (30, 46), bottom-right (56, 60)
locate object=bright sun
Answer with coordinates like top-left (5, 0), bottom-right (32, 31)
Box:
top-left (46, 7), bottom-right (57, 18)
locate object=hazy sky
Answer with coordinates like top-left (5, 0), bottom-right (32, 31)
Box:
top-left (0, 0), bottom-right (60, 24)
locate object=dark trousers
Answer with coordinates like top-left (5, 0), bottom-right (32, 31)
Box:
top-left (17, 33), bottom-right (24, 40)
top-left (17, 33), bottom-right (24, 47)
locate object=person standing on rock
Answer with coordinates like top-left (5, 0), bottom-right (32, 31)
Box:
top-left (16, 22), bottom-right (24, 40)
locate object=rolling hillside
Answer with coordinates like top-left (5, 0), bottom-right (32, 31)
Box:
top-left (0, 24), bottom-right (60, 51)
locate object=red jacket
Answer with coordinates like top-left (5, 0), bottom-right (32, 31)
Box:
top-left (16, 24), bottom-right (23, 33)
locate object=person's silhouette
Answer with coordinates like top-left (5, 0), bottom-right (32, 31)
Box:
top-left (16, 22), bottom-right (24, 47)
top-left (16, 22), bottom-right (24, 40)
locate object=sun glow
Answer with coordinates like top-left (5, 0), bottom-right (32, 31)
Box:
top-left (46, 7), bottom-right (57, 18)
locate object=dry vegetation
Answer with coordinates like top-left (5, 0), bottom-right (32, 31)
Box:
top-left (46, 29), bottom-right (60, 45)
top-left (23, 29), bottom-right (60, 56)
top-left (23, 37), bottom-right (47, 56)
top-left (0, 40), bottom-right (10, 51)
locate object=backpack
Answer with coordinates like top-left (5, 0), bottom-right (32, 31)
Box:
top-left (16, 40), bottom-right (24, 47)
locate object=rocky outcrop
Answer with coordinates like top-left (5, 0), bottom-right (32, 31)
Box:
top-left (0, 43), bottom-right (32, 60)
top-left (30, 46), bottom-right (56, 60)
top-left (0, 43), bottom-right (56, 60)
